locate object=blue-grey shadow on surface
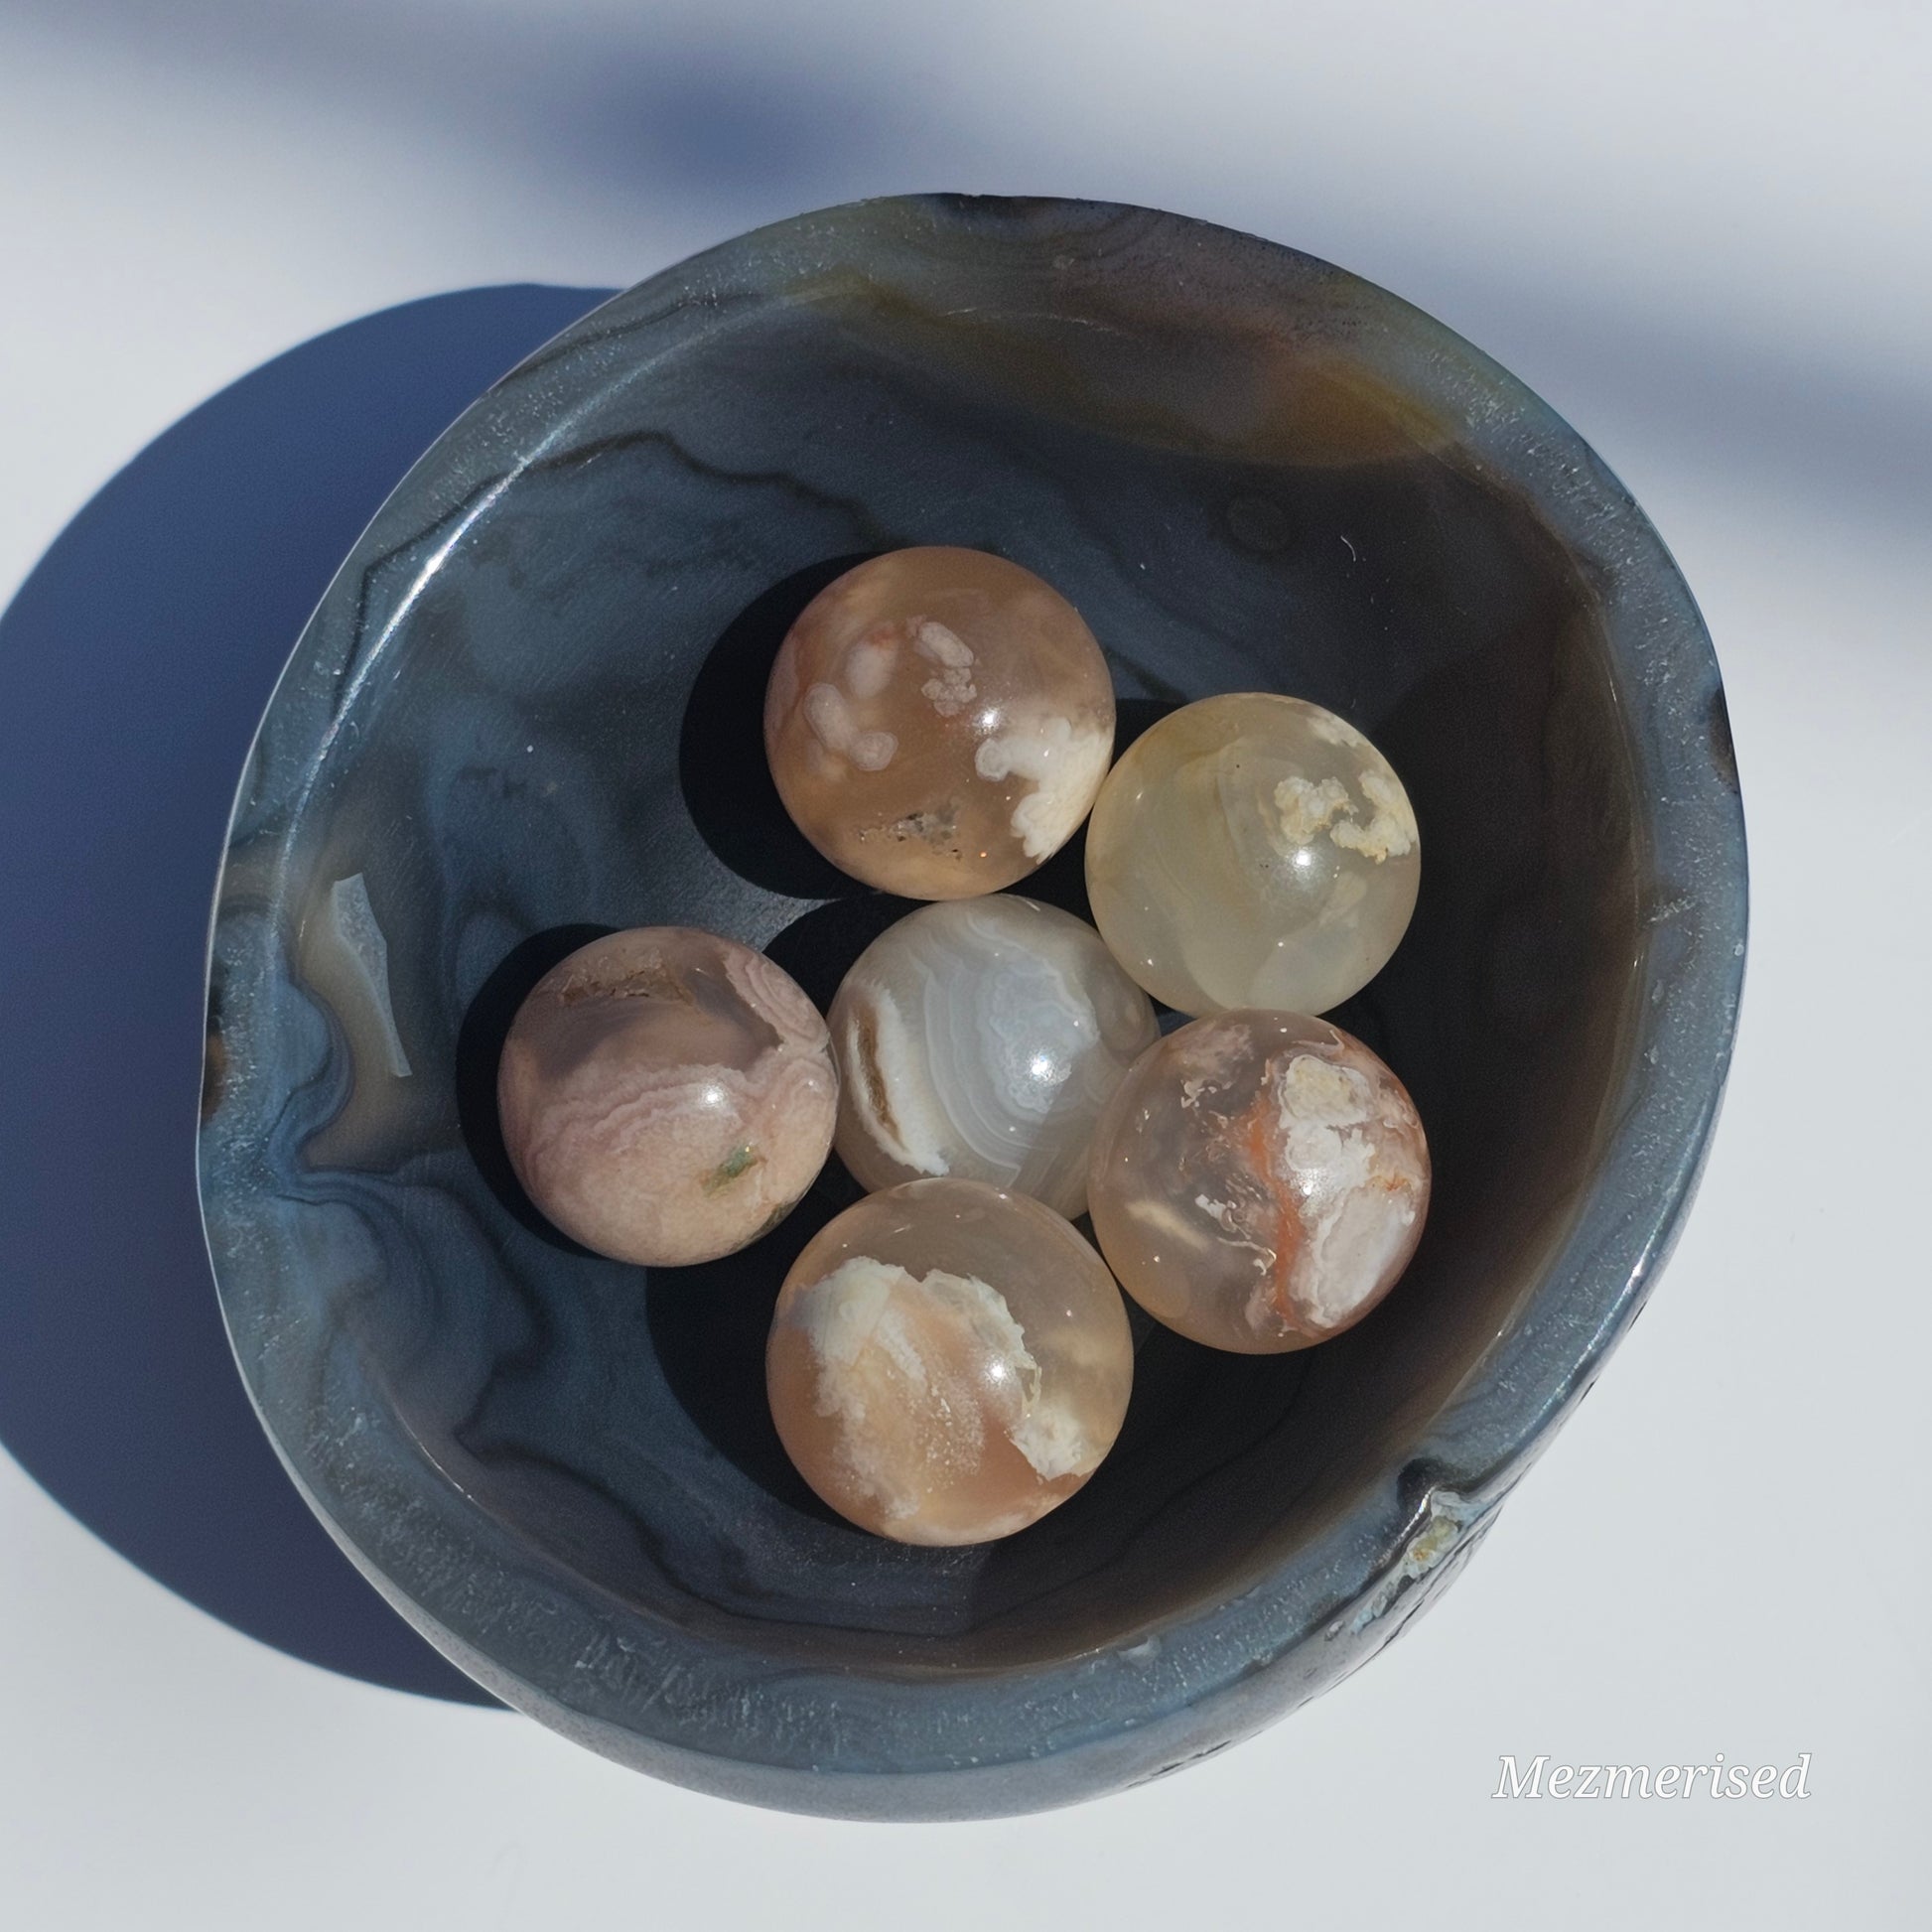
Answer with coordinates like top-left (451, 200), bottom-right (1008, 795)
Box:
top-left (0, 282), bottom-right (615, 1704)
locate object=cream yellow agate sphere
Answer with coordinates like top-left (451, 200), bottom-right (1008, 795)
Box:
top-left (1087, 1010), bottom-right (1430, 1353)
top-left (1084, 692), bottom-right (1420, 1017)
top-left (763, 547), bottom-right (1116, 897)
top-left (765, 1178), bottom-right (1134, 1545)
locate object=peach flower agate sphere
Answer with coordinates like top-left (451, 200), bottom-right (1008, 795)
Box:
top-left (497, 927), bottom-right (837, 1267)
top-left (1088, 1011), bottom-right (1430, 1353)
top-left (763, 547), bottom-right (1116, 897)
top-left (766, 1178), bottom-right (1134, 1545)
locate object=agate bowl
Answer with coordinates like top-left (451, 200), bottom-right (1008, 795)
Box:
top-left (199, 195), bottom-right (1746, 1818)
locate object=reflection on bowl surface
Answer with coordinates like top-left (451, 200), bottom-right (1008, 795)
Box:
top-left (200, 194), bottom-right (1744, 1819)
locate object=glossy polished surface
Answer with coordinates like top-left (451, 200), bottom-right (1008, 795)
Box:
top-left (828, 896), bottom-right (1156, 1217)
top-left (498, 927), bottom-right (836, 1266)
top-left (764, 547), bottom-right (1115, 897)
top-left (200, 197), bottom-right (1744, 1819)
top-left (1090, 1012), bottom-right (1429, 1352)
top-left (1087, 693), bottom-right (1420, 1018)
top-left (766, 1179), bottom-right (1133, 1545)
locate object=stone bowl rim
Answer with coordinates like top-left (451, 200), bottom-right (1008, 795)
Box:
top-left (198, 192), bottom-right (1748, 1819)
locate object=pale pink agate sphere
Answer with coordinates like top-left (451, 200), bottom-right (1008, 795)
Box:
top-left (497, 927), bottom-right (837, 1266)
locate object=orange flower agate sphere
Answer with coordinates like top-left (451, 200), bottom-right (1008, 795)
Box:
top-left (766, 1178), bottom-right (1134, 1544)
top-left (1088, 1011), bottom-right (1430, 1353)
top-left (497, 927), bottom-right (837, 1266)
top-left (763, 547), bottom-right (1116, 897)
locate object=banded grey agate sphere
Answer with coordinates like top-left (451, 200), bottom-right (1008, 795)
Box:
top-left (828, 896), bottom-right (1157, 1218)
top-left (1086, 692), bottom-right (1420, 1017)
top-left (1088, 1010), bottom-right (1430, 1353)
top-left (764, 546), bottom-right (1116, 897)
top-left (766, 1178), bottom-right (1134, 1545)
top-left (498, 927), bottom-right (838, 1266)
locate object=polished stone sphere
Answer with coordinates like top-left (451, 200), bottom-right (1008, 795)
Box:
top-left (766, 1178), bottom-right (1134, 1545)
top-left (1088, 1010), bottom-right (1430, 1352)
top-left (763, 546), bottom-right (1115, 897)
top-left (1085, 692), bottom-right (1420, 1017)
top-left (827, 895), bottom-right (1157, 1218)
top-left (498, 926), bottom-right (837, 1266)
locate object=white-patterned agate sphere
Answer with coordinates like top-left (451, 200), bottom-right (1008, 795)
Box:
top-left (827, 896), bottom-right (1157, 1218)
top-left (766, 1178), bottom-right (1134, 1544)
top-left (763, 547), bottom-right (1116, 897)
top-left (1085, 692), bottom-right (1421, 1017)
top-left (1088, 1010), bottom-right (1430, 1353)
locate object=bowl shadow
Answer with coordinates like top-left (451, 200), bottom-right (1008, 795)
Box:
top-left (0, 281), bottom-right (619, 1707)
top-left (677, 555), bottom-right (878, 899)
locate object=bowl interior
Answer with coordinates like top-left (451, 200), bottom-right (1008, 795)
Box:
top-left (203, 201), bottom-right (1718, 1794)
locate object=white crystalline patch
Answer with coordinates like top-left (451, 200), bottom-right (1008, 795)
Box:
top-left (803, 682), bottom-right (897, 770)
top-left (919, 1272), bottom-right (1098, 1483)
top-left (926, 1269), bottom-right (1035, 1381)
top-left (1285, 1118), bottom-right (1377, 1196)
top-left (922, 670), bottom-right (977, 717)
top-left (1008, 1389), bottom-right (1102, 1483)
top-left (848, 731), bottom-right (899, 772)
top-left (797, 1257), bottom-right (1095, 1501)
top-left (913, 620), bottom-right (975, 668)
top-left (1193, 1193), bottom-right (1243, 1235)
top-left (1299, 1187), bottom-right (1417, 1325)
top-left (1273, 773), bottom-right (1352, 847)
top-left (974, 716), bottom-right (1113, 859)
top-left (843, 991), bottom-right (951, 1176)
top-left (1273, 1053), bottom-right (1417, 1326)
top-left (869, 1301), bottom-right (933, 1396)
top-left (793, 1257), bottom-right (957, 1528)
top-left (327, 873), bottom-right (412, 1078)
top-left (1328, 766), bottom-right (1416, 862)
top-left (1278, 1053), bottom-right (1378, 1132)
top-left (799, 1255), bottom-right (896, 1373)
top-left (913, 620), bottom-right (978, 717)
top-left (802, 682), bottom-right (847, 747)
top-left (842, 634), bottom-right (899, 700)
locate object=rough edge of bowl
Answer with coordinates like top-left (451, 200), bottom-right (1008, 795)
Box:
top-left (198, 192), bottom-right (1747, 1819)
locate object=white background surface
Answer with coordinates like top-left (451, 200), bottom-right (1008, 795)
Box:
top-left (2, 3), bottom-right (1926, 1925)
